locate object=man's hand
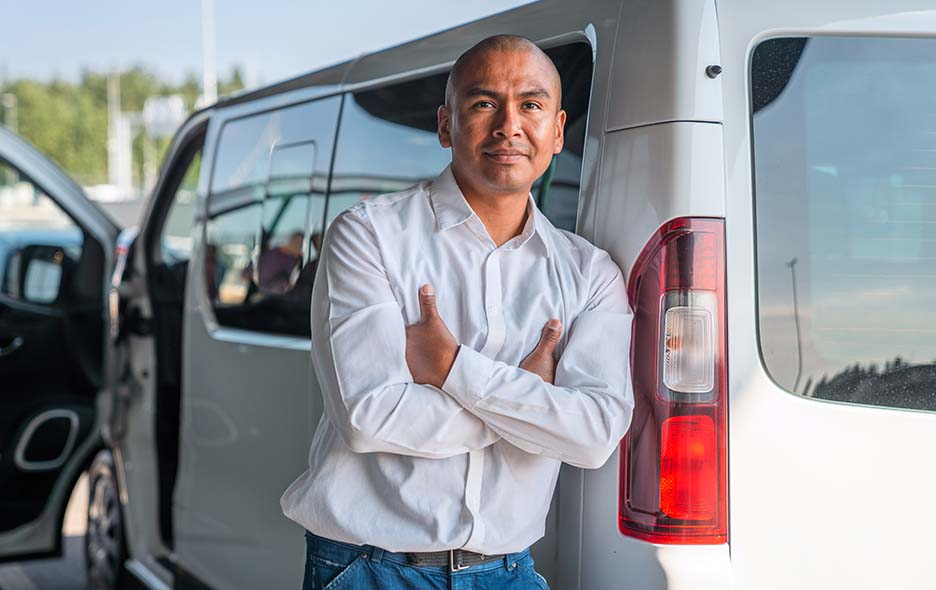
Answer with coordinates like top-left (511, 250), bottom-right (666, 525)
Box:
top-left (519, 319), bottom-right (563, 384)
top-left (405, 284), bottom-right (459, 389)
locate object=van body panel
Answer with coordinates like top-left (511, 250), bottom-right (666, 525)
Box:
top-left (582, 449), bottom-right (731, 590)
top-left (341, 0), bottom-right (621, 88)
top-left (172, 214), bottom-right (319, 589)
top-left (219, 62), bottom-right (348, 111)
top-left (606, 0), bottom-right (723, 132)
top-left (594, 121), bottom-right (726, 278)
top-left (718, 1), bottom-right (936, 588)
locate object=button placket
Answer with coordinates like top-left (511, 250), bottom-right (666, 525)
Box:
top-left (479, 250), bottom-right (505, 357)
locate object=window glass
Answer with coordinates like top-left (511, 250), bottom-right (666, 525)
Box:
top-left (326, 73), bottom-right (451, 226)
top-left (752, 37), bottom-right (936, 411)
top-left (160, 150), bottom-right (201, 264)
top-left (0, 160), bottom-right (82, 304)
top-left (327, 43), bottom-right (593, 232)
top-left (534, 43), bottom-right (593, 232)
top-left (205, 95), bottom-right (340, 336)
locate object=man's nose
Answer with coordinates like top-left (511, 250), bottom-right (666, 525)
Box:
top-left (492, 106), bottom-right (522, 139)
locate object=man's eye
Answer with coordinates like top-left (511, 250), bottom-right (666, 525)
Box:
top-left (473, 101), bottom-right (495, 109)
top-left (523, 102), bottom-right (542, 110)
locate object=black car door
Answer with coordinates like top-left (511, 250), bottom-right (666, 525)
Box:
top-left (0, 127), bottom-right (116, 560)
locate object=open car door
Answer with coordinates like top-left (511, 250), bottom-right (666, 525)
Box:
top-left (0, 126), bottom-right (117, 560)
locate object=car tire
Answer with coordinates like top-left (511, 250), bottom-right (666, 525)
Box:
top-left (85, 449), bottom-right (130, 590)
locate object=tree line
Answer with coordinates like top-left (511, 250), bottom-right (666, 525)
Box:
top-left (0, 67), bottom-right (245, 188)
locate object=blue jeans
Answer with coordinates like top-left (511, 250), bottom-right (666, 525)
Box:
top-left (303, 531), bottom-right (550, 590)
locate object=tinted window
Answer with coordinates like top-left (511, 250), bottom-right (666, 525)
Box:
top-left (326, 43), bottom-right (593, 232)
top-left (206, 96), bottom-right (340, 336)
top-left (752, 37), bottom-right (936, 411)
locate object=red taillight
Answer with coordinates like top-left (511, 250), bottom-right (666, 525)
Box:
top-left (659, 415), bottom-right (717, 521)
top-left (619, 218), bottom-right (727, 545)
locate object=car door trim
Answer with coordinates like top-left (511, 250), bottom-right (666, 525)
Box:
top-left (13, 409), bottom-right (80, 472)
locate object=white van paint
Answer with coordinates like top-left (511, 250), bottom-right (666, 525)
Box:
top-left (14, 1), bottom-right (928, 589)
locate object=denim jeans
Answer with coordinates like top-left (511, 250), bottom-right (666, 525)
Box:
top-left (303, 531), bottom-right (550, 590)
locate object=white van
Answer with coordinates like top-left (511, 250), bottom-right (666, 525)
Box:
top-left (2, 0), bottom-right (935, 588)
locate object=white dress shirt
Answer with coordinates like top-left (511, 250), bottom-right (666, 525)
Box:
top-left (280, 165), bottom-right (634, 555)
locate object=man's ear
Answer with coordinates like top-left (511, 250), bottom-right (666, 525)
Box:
top-left (553, 109), bottom-right (567, 155)
top-left (438, 105), bottom-right (452, 148)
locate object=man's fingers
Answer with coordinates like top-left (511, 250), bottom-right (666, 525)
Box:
top-left (418, 283), bottom-right (439, 322)
top-left (536, 318), bottom-right (562, 352)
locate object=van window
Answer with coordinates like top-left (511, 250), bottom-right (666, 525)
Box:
top-left (205, 95), bottom-right (340, 337)
top-left (752, 37), bottom-right (936, 411)
top-left (325, 42), bottom-right (593, 232)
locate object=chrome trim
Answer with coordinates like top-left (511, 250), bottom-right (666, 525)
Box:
top-left (125, 559), bottom-right (172, 590)
top-left (14, 409), bottom-right (79, 472)
top-left (0, 336), bottom-right (24, 357)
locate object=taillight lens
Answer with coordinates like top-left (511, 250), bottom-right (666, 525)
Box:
top-left (619, 218), bottom-right (727, 544)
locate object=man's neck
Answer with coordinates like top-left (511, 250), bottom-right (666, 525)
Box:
top-left (451, 169), bottom-right (530, 248)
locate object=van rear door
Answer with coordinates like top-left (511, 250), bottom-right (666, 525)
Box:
top-left (721, 3), bottom-right (936, 588)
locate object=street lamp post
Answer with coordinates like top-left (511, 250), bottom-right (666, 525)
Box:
top-left (1, 93), bottom-right (17, 135)
top-left (787, 257), bottom-right (804, 393)
top-left (201, 0), bottom-right (218, 106)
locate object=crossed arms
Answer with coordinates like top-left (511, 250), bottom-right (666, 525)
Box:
top-left (311, 210), bottom-right (634, 469)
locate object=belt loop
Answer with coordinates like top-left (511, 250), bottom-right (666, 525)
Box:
top-left (370, 546), bottom-right (385, 564)
top-left (503, 553), bottom-right (511, 572)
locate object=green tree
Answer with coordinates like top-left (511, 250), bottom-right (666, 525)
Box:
top-left (1, 66), bottom-right (246, 189)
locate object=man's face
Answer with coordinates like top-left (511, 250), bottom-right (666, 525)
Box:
top-left (438, 49), bottom-right (566, 197)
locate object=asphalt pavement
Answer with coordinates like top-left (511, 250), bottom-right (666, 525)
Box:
top-left (0, 475), bottom-right (88, 589)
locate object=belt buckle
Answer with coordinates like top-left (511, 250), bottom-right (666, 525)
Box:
top-left (449, 549), bottom-right (470, 573)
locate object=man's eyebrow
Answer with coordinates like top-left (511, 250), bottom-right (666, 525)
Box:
top-left (518, 88), bottom-right (551, 99)
top-left (462, 87), bottom-right (552, 99)
top-left (464, 87), bottom-right (500, 99)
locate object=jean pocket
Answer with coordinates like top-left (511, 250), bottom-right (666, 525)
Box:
top-left (312, 553), bottom-right (366, 590)
top-left (518, 564), bottom-right (550, 590)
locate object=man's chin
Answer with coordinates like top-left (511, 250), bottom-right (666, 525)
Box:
top-left (479, 171), bottom-right (537, 195)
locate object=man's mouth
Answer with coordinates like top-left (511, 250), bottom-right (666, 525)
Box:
top-left (484, 150), bottom-right (528, 163)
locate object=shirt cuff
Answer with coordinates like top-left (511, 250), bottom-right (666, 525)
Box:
top-left (442, 345), bottom-right (495, 409)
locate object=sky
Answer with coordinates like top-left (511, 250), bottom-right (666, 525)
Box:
top-left (0, 0), bottom-right (533, 88)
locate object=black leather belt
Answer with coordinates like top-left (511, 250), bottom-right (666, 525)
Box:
top-left (407, 549), bottom-right (505, 572)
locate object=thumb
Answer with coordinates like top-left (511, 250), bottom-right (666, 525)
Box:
top-left (418, 283), bottom-right (439, 322)
top-left (535, 319), bottom-right (562, 353)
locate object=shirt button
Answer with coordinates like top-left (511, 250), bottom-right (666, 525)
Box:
top-left (487, 304), bottom-right (498, 313)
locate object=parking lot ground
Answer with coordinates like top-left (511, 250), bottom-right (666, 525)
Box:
top-left (0, 475), bottom-right (88, 589)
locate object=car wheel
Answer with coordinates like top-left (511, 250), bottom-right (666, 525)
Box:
top-left (85, 449), bottom-right (129, 590)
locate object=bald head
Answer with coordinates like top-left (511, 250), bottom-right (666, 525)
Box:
top-left (437, 34), bottom-right (567, 203)
top-left (444, 35), bottom-right (562, 109)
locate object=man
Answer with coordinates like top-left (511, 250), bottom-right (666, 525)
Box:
top-left (281, 35), bottom-right (633, 590)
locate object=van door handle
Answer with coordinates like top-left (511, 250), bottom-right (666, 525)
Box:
top-left (0, 336), bottom-right (24, 357)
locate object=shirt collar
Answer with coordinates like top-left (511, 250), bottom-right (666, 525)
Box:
top-left (429, 164), bottom-right (551, 259)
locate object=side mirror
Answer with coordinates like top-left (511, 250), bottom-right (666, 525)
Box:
top-left (8, 245), bottom-right (70, 305)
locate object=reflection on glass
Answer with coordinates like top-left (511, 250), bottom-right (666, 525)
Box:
top-left (0, 161), bottom-right (82, 302)
top-left (753, 37), bottom-right (936, 411)
top-left (327, 43), bottom-right (592, 232)
top-left (205, 96), bottom-right (340, 337)
top-left (256, 140), bottom-right (320, 295)
top-left (327, 74), bottom-right (451, 227)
